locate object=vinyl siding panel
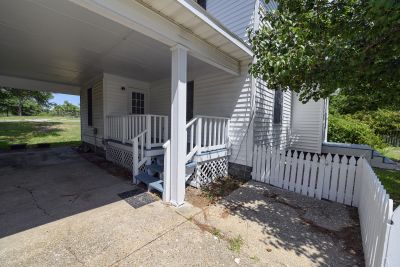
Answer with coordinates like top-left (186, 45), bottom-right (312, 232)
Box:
top-left (289, 95), bottom-right (325, 153)
top-left (254, 79), bottom-right (291, 149)
top-left (206, 0), bottom-right (256, 43)
top-left (103, 74), bottom-right (150, 116)
top-left (149, 70), bottom-right (253, 167)
top-left (80, 77), bottom-right (104, 147)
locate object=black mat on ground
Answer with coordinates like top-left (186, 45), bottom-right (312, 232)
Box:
top-left (118, 188), bottom-right (157, 209)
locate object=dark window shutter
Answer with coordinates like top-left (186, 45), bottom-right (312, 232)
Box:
top-left (186, 81), bottom-right (194, 121)
top-left (87, 88), bottom-right (93, 126)
top-left (197, 0), bottom-right (206, 10)
top-left (273, 90), bottom-right (283, 124)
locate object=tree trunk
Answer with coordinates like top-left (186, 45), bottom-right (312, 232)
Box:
top-left (18, 100), bottom-right (22, 116)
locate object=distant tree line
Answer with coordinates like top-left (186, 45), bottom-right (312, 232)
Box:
top-left (0, 87), bottom-right (79, 117)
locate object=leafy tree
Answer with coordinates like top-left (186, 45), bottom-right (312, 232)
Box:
top-left (249, 0), bottom-right (400, 103)
top-left (51, 101), bottom-right (80, 117)
top-left (0, 87), bottom-right (53, 116)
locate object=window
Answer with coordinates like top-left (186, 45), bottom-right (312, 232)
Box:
top-left (87, 88), bottom-right (93, 126)
top-left (196, 0), bottom-right (206, 10)
top-left (273, 90), bottom-right (283, 124)
top-left (186, 81), bottom-right (194, 121)
top-left (131, 92), bottom-right (145, 114)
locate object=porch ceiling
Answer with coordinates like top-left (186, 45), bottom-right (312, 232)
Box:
top-left (0, 0), bottom-right (223, 90)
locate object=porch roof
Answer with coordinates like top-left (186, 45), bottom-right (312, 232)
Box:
top-left (0, 0), bottom-right (251, 93)
top-left (138, 0), bottom-right (253, 61)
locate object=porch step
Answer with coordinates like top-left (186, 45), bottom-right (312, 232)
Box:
top-left (135, 173), bottom-right (159, 186)
top-left (149, 180), bottom-right (164, 193)
top-left (147, 163), bottom-right (163, 176)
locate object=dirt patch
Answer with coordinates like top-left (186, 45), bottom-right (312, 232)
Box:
top-left (186, 176), bottom-right (246, 209)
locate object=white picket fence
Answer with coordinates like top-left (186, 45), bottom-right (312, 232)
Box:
top-left (251, 145), bottom-right (400, 267)
top-left (252, 145), bottom-right (361, 206)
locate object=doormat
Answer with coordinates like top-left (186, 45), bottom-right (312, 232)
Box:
top-left (118, 188), bottom-right (158, 209)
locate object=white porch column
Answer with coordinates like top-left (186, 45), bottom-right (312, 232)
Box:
top-left (170, 44), bottom-right (188, 206)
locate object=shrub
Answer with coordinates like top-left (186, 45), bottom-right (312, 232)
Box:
top-left (328, 114), bottom-right (387, 149)
top-left (351, 109), bottom-right (400, 135)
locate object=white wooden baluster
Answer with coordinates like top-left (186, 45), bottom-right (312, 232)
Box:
top-left (196, 117), bottom-right (202, 149)
top-left (164, 116), bottom-right (168, 143)
top-left (146, 115), bottom-right (151, 149)
top-left (132, 137), bottom-right (139, 183)
top-left (163, 141), bottom-right (171, 202)
top-left (203, 119), bottom-right (207, 146)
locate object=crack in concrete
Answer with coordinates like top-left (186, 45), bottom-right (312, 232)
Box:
top-left (15, 185), bottom-right (52, 217)
top-left (65, 246), bottom-right (85, 266)
top-left (107, 219), bottom-right (189, 267)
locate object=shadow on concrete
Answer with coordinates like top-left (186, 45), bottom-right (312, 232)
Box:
top-left (0, 147), bottom-right (139, 238)
top-left (219, 181), bottom-right (364, 266)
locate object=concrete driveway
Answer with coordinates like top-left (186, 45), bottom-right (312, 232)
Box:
top-left (0, 147), bottom-right (253, 266)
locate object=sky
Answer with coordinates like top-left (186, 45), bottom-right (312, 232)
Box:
top-left (51, 93), bottom-right (80, 106)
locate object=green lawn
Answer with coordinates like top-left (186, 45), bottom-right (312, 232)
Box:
top-left (379, 146), bottom-right (400, 162)
top-left (374, 168), bottom-right (400, 208)
top-left (0, 116), bottom-right (81, 149)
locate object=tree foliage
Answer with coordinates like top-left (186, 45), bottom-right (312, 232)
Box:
top-left (0, 87), bottom-right (53, 116)
top-left (51, 101), bottom-right (80, 117)
top-left (249, 0), bottom-right (400, 103)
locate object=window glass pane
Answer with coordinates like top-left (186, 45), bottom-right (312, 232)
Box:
top-left (273, 90), bottom-right (283, 124)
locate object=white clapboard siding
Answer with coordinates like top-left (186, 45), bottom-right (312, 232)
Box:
top-left (289, 94), bottom-right (326, 153)
top-left (251, 145), bottom-right (361, 206)
top-left (206, 0), bottom-right (256, 43)
top-left (252, 146), bottom-right (400, 267)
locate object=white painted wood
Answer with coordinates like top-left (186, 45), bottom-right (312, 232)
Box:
top-left (316, 155), bottom-right (325, 200)
top-left (302, 153), bottom-right (311, 196)
top-left (260, 145), bottom-right (267, 183)
top-left (344, 157), bottom-right (357, 206)
top-left (308, 154), bottom-right (318, 198)
top-left (387, 207), bottom-right (400, 266)
top-left (162, 140), bottom-right (171, 202)
top-left (169, 44), bottom-right (188, 206)
top-left (265, 146), bottom-right (271, 184)
top-left (329, 154), bottom-right (340, 201)
top-left (295, 152), bottom-right (304, 193)
top-left (289, 151), bottom-right (298, 192)
top-left (337, 156), bottom-right (348, 204)
top-left (0, 75), bottom-right (80, 95)
top-left (322, 154), bottom-right (333, 199)
top-left (283, 151), bottom-right (291, 190)
top-left (289, 94), bottom-right (326, 154)
top-left (277, 150), bottom-right (285, 188)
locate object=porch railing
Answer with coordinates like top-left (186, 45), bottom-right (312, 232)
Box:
top-left (186, 115), bottom-right (230, 162)
top-left (106, 114), bottom-right (168, 148)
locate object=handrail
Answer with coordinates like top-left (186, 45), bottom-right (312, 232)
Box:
top-left (186, 117), bottom-right (198, 129)
top-left (162, 140), bottom-right (171, 202)
top-left (132, 129), bottom-right (148, 181)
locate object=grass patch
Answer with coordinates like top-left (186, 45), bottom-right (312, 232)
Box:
top-left (0, 116), bottom-right (81, 149)
top-left (228, 235), bottom-right (244, 253)
top-left (374, 168), bottom-right (400, 208)
top-left (379, 147), bottom-right (400, 162)
top-left (250, 255), bottom-right (260, 262)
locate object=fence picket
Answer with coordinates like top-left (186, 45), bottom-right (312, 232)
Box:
top-left (344, 157), bottom-right (356, 205)
top-left (273, 147), bottom-right (281, 186)
top-left (308, 154), bottom-right (318, 197)
top-left (329, 154), bottom-right (340, 201)
top-left (289, 151), bottom-right (298, 192)
top-left (278, 150), bottom-right (285, 187)
top-left (265, 146), bottom-right (272, 183)
top-left (316, 155), bottom-right (325, 200)
top-left (322, 154), bottom-right (333, 199)
top-left (260, 145), bottom-right (267, 183)
top-left (270, 148), bottom-right (277, 185)
top-left (283, 151), bottom-right (291, 190)
top-left (301, 153), bottom-right (311, 196)
top-left (336, 156), bottom-right (348, 204)
top-left (295, 152), bottom-right (304, 193)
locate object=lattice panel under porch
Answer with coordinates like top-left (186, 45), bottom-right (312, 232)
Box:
top-left (193, 157), bottom-right (228, 188)
top-left (106, 143), bottom-right (133, 171)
